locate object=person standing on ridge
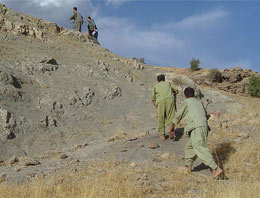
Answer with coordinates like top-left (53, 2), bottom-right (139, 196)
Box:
top-left (168, 87), bottom-right (223, 178)
top-left (151, 74), bottom-right (179, 140)
top-left (69, 7), bottom-right (83, 32)
top-left (87, 16), bottom-right (99, 44)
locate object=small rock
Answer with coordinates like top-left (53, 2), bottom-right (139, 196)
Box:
top-left (59, 154), bottom-right (68, 160)
top-left (148, 142), bottom-right (160, 149)
top-left (15, 167), bottom-right (21, 172)
top-left (130, 162), bottom-right (137, 168)
top-left (107, 133), bottom-right (127, 142)
top-left (153, 158), bottom-right (162, 162)
top-left (69, 159), bottom-right (80, 164)
top-left (41, 57), bottom-right (58, 65)
top-left (139, 143), bottom-right (145, 148)
top-left (19, 157), bottom-right (40, 166)
top-left (160, 153), bottom-right (171, 160)
top-left (8, 156), bottom-right (19, 165)
top-left (238, 132), bottom-right (249, 139)
top-left (73, 144), bottom-right (82, 149)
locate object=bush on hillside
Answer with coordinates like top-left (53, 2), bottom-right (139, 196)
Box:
top-left (208, 69), bottom-right (223, 83)
top-left (248, 75), bottom-right (260, 97)
top-left (190, 58), bottom-right (200, 71)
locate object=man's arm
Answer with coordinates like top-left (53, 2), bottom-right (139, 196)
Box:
top-left (168, 101), bottom-right (188, 132)
top-left (70, 12), bottom-right (76, 20)
top-left (151, 86), bottom-right (157, 109)
top-left (171, 83), bottom-right (179, 94)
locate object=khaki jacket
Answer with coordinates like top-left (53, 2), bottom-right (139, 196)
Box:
top-left (172, 97), bottom-right (208, 134)
top-left (70, 11), bottom-right (83, 23)
top-left (151, 81), bottom-right (178, 105)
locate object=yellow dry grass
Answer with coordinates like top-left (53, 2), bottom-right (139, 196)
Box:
top-left (0, 138), bottom-right (259, 198)
top-left (0, 162), bottom-right (145, 198)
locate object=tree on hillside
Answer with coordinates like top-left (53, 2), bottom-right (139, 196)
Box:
top-left (248, 75), bottom-right (260, 97)
top-left (208, 69), bottom-right (223, 83)
top-left (190, 58), bottom-right (200, 71)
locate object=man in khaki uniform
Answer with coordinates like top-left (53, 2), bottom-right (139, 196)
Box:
top-left (168, 87), bottom-right (222, 178)
top-left (151, 74), bottom-right (178, 140)
top-left (69, 7), bottom-right (83, 32)
top-left (87, 16), bottom-right (99, 44)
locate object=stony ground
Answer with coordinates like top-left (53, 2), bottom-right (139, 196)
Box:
top-left (0, 4), bottom-right (259, 188)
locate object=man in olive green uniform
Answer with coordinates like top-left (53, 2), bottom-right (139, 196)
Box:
top-left (87, 16), bottom-right (99, 44)
top-left (69, 7), bottom-right (83, 32)
top-left (168, 87), bottom-right (222, 178)
top-left (151, 74), bottom-right (178, 140)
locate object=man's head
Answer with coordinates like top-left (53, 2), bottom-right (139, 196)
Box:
top-left (157, 74), bottom-right (165, 82)
top-left (87, 16), bottom-right (91, 22)
top-left (73, 7), bottom-right (77, 11)
top-left (184, 87), bottom-right (195, 98)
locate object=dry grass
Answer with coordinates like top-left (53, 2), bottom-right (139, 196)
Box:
top-left (0, 144), bottom-right (260, 198)
top-left (0, 120), bottom-right (259, 198)
top-left (0, 162), bottom-right (145, 198)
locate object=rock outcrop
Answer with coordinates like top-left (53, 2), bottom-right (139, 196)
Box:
top-left (0, 4), bottom-right (87, 42)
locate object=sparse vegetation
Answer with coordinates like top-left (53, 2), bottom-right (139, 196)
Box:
top-left (0, 141), bottom-right (260, 198)
top-left (190, 58), bottom-right (200, 71)
top-left (208, 69), bottom-right (223, 83)
top-left (248, 75), bottom-right (260, 97)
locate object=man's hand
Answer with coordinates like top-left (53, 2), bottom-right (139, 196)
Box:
top-left (168, 123), bottom-right (175, 140)
top-left (152, 100), bottom-right (157, 109)
top-left (168, 123), bottom-right (175, 133)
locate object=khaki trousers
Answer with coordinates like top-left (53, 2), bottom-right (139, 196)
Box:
top-left (185, 126), bottom-right (217, 169)
top-left (157, 98), bottom-right (175, 135)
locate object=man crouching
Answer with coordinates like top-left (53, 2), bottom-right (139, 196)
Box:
top-left (168, 87), bottom-right (222, 178)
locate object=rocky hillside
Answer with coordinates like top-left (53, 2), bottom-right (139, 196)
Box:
top-left (0, 3), bottom-right (259, 187)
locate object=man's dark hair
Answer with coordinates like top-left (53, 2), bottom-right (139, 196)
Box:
top-left (88, 16), bottom-right (91, 19)
top-left (157, 74), bottom-right (165, 82)
top-left (184, 87), bottom-right (195, 98)
top-left (73, 7), bottom-right (77, 11)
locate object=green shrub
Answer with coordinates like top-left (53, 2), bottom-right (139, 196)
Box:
top-left (190, 58), bottom-right (200, 71)
top-left (208, 69), bottom-right (223, 83)
top-left (248, 75), bottom-right (260, 97)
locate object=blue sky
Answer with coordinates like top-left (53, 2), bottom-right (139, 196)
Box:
top-left (1, 0), bottom-right (260, 72)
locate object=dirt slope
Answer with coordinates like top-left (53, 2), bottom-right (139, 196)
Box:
top-left (0, 4), bottom-right (259, 187)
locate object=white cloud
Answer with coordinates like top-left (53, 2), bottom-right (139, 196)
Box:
top-left (32, 0), bottom-right (75, 7)
top-left (97, 17), bottom-right (185, 65)
top-left (156, 9), bottom-right (228, 32)
top-left (98, 9), bottom-right (230, 67)
top-left (177, 9), bottom-right (228, 28)
top-left (106, 0), bottom-right (131, 7)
